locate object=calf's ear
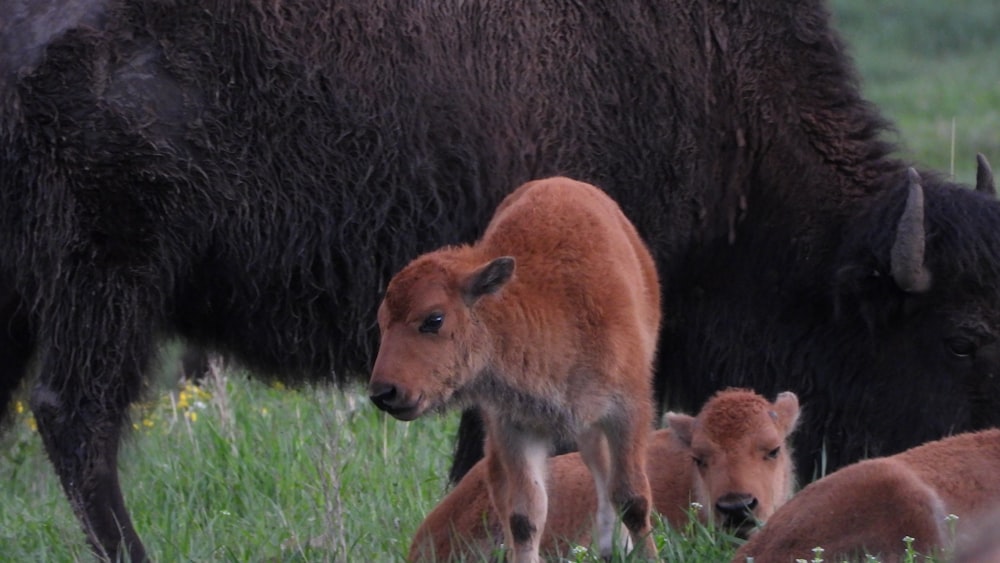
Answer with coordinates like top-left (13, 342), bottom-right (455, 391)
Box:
top-left (665, 412), bottom-right (695, 447)
top-left (462, 256), bottom-right (515, 305)
top-left (771, 391), bottom-right (801, 436)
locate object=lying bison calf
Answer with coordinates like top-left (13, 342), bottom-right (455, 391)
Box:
top-left (370, 177), bottom-right (661, 562)
top-left (409, 388), bottom-right (800, 561)
top-left (734, 428), bottom-right (1000, 563)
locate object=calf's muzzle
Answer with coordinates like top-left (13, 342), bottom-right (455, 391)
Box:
top-left (368, 379), bottom-right (421, 420)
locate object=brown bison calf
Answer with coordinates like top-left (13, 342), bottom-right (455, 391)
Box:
top-left (409, 388), bottom-right (800, 561)
top-left (734, 428), bottom-right (1000, 563)
top-left (369, 177), bottom-right (661, 561)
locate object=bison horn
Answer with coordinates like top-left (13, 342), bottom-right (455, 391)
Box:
top-left (976, 153), bottom-right (995, 196)
top-left (890, 168), bottom-right (932, 293)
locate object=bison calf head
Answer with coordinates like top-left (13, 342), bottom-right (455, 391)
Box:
top-left (369, 253), bottom-right (515, 420)
top-left (666, 389), bottom-right (800, 537)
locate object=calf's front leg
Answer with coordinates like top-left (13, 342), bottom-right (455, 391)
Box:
top-left (485, 429), bottom-right (550, 563)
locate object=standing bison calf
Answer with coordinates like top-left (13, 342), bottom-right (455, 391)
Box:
top-left (734, 428), bottom-right (1000, 562)
top-left (369, 177), bottom-right (661, 561)
top-left (409, 388), bottom-right (800, 562)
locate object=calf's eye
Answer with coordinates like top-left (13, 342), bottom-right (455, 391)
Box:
top-left (766, 447), bottom-right (780, 460)
top-left (419, 313), bottom-right (444, 334)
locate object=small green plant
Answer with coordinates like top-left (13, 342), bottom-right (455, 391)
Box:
top-left (902, 535), bottom-right (917, 563)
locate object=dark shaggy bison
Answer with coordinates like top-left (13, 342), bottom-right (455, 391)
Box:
top-left (2, 0), bottom-right (1000, 560)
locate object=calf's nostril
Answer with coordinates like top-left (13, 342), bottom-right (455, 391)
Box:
top-left (368, 381), bottom-right (398, 407)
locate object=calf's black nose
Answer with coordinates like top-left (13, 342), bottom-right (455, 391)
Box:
top-left (369, 381), bottom-right (399, 411)
top-left (368, 379), bottom-right (422, 420)
top-left (369, 381), bottom-right (395, 399)
top-left (716, 493), bottom-right (758, 521)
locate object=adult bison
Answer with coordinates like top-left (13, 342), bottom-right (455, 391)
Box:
top-left (1, 0), bottom-right (999, 560)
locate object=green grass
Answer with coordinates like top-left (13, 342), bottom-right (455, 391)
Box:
top-left (830, 0), bottom-right (1000, 184)
top-left (2, 0), bottom-right (996, 560)
top-left (0, 372), bottom-right (747, 562)
top-left (0, 372), bottom-right (950, 562)
top-left (2, 372), bottom-right (461, 561)
top-left (0, 371), bottom-right (749, 562)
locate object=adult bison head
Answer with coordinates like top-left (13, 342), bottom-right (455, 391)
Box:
top-left (831, 159), bottom-right (1000, 455)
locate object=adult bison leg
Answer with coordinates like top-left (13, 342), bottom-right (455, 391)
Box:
top-left (179, 346), bottom-right (211, 383)
top-left (449, 408), bottom-right (488, 483)
top-left (0, 284), bottom-right (33, 420)
top-left (29, 273), bottom-right (155, 562)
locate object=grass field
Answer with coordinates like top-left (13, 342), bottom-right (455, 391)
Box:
top-left (2, 1), bottom-right (996, 561)
top-left (0, 367), bottom-right (749, 562)
top-left (830, 0), bottom-right (1000, 183)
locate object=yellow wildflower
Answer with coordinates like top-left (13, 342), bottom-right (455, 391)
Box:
top-left (193, 384), bottom-right (211, 401)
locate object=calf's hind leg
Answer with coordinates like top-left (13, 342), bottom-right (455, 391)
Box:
top-left (579, 427), bottom-right (632, 558)
top-left (603, 409), bottom-right (656, 559)
top-left (30, 276), bottom-right (157, 562)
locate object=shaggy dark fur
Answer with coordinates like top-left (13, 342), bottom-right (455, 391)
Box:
top-left (2, 0), bottom-right (999, 560)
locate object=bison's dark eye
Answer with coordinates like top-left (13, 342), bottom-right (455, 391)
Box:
top-left (766, 447), bottom-right (781, 460)
top-left (692, 456), bottom-right (707, 469)
top-left (419, 313), bottom-right (444, 334)
top-left (945, 337), bottom-right (976, 358)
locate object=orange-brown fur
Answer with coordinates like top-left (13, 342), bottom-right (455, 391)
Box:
top-left (370, 177), bottom-right (661, 562)
top-left (734, 428), bottom-right (1000, 563)
top-left (409, 389), bottom-right (800, 562)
